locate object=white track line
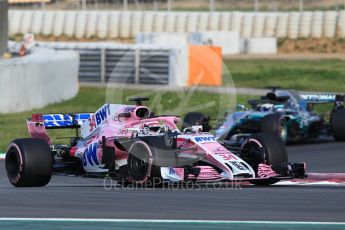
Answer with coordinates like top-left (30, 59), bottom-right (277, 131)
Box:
top-left (0, 218), bottom-right (344, 225)
top-left (276, 181), bottom-right (345, 186)
top-left (0, 153), bottom-right (5, 160)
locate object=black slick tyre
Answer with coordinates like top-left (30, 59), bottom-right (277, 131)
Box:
top-left (242, 133), bottom-right (288, 185)
top-left (5, 138), bottom-right (53, 187)
top-left (331, 108), bottom-right (345, 141)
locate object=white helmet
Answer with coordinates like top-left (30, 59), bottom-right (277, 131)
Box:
top-left (260, 103), bottom-right (274, 112)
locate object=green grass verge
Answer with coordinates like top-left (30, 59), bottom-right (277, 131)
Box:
top-left (0, 87), bottom-right (253, 152)
top-left (224, 59), bottom-right (345, 92)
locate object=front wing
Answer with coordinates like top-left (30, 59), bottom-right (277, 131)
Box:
top-left (160, 162), bottom-right (306, 183)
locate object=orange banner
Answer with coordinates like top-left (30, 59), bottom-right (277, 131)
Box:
top-left (188, 45), bottom-right (222, 87)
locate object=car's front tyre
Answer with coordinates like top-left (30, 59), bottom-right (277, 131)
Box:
top-left (241, 133), bottom-right (288, 185)
top-left (331, 108), bottom-right (345, 141)
top-left (182, 112), bottom-right (212, 132)
top-left (261, 114), bottom-right (288, 143)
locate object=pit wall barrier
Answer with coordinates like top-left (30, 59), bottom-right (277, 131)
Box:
top-left (0, 48), bottom-right (79, 113)
top-left (34, 41), bottom-right (221, 87)
top-left (136, 32), bottom-right (276, 55)
top-left (244, 38), bottom-right (277, 54)
top-left (8, 10), bottom-right (345, 39)
top-left (35, 42), bottom-right (189, 87)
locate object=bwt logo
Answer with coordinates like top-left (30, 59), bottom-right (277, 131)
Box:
top-left (83, 142), bottom-right (99, 166)
top-left (124, 106), bottom-right (136, 113)
top-left (194, 136), bottom-right (216, 142)
top-left (169, 168), bottom-right (184, 176)
top-left (95, 104), bottom-right (111, 125)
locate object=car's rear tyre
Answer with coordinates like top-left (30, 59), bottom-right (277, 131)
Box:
top-left (242, 133), bottom-right (288, 185)
top-left (182, 112), bottom-right (211, 132)
top-left (261, 114), bottom-right (288, 143)
top-left (5, 138), bottom-right (53, 187)
top-left (331, 108), bottom-right (345, 141)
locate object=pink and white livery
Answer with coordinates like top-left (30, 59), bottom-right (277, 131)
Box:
top-left (5, 97), bottom-right (305, 187)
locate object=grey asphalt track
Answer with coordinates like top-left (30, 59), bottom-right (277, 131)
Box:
top-left (0, 141), bottom-right (344, 222)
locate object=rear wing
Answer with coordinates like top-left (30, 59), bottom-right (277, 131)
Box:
top-left (299, 94), bottom-right (344, 112)
top-left (300, 94), bottom-right (344, 105)
top-left (28, 113), bottom-right (93, 129)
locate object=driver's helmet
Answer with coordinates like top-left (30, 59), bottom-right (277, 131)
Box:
top-left (260, 103), bottom-right (274, 112)
top-left (273, 104), bottom-right (285, 111)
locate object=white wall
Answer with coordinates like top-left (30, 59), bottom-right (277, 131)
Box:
top-left (244, 37), bottom-right (277, 54)
top-left (136, 32), bottom-right (189, 46)
top-left (0, 48), bottom-right (79, 113)
top-left (189, 31), bottom-right (240, 55)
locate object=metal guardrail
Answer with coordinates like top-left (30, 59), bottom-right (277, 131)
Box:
top-left (78, 49), bottom-right (102, 82)
top-left (54, 47), bottom-right (170, 84)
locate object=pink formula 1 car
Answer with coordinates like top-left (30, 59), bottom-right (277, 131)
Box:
top-left (5, 98), bottom-right (305, 187)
